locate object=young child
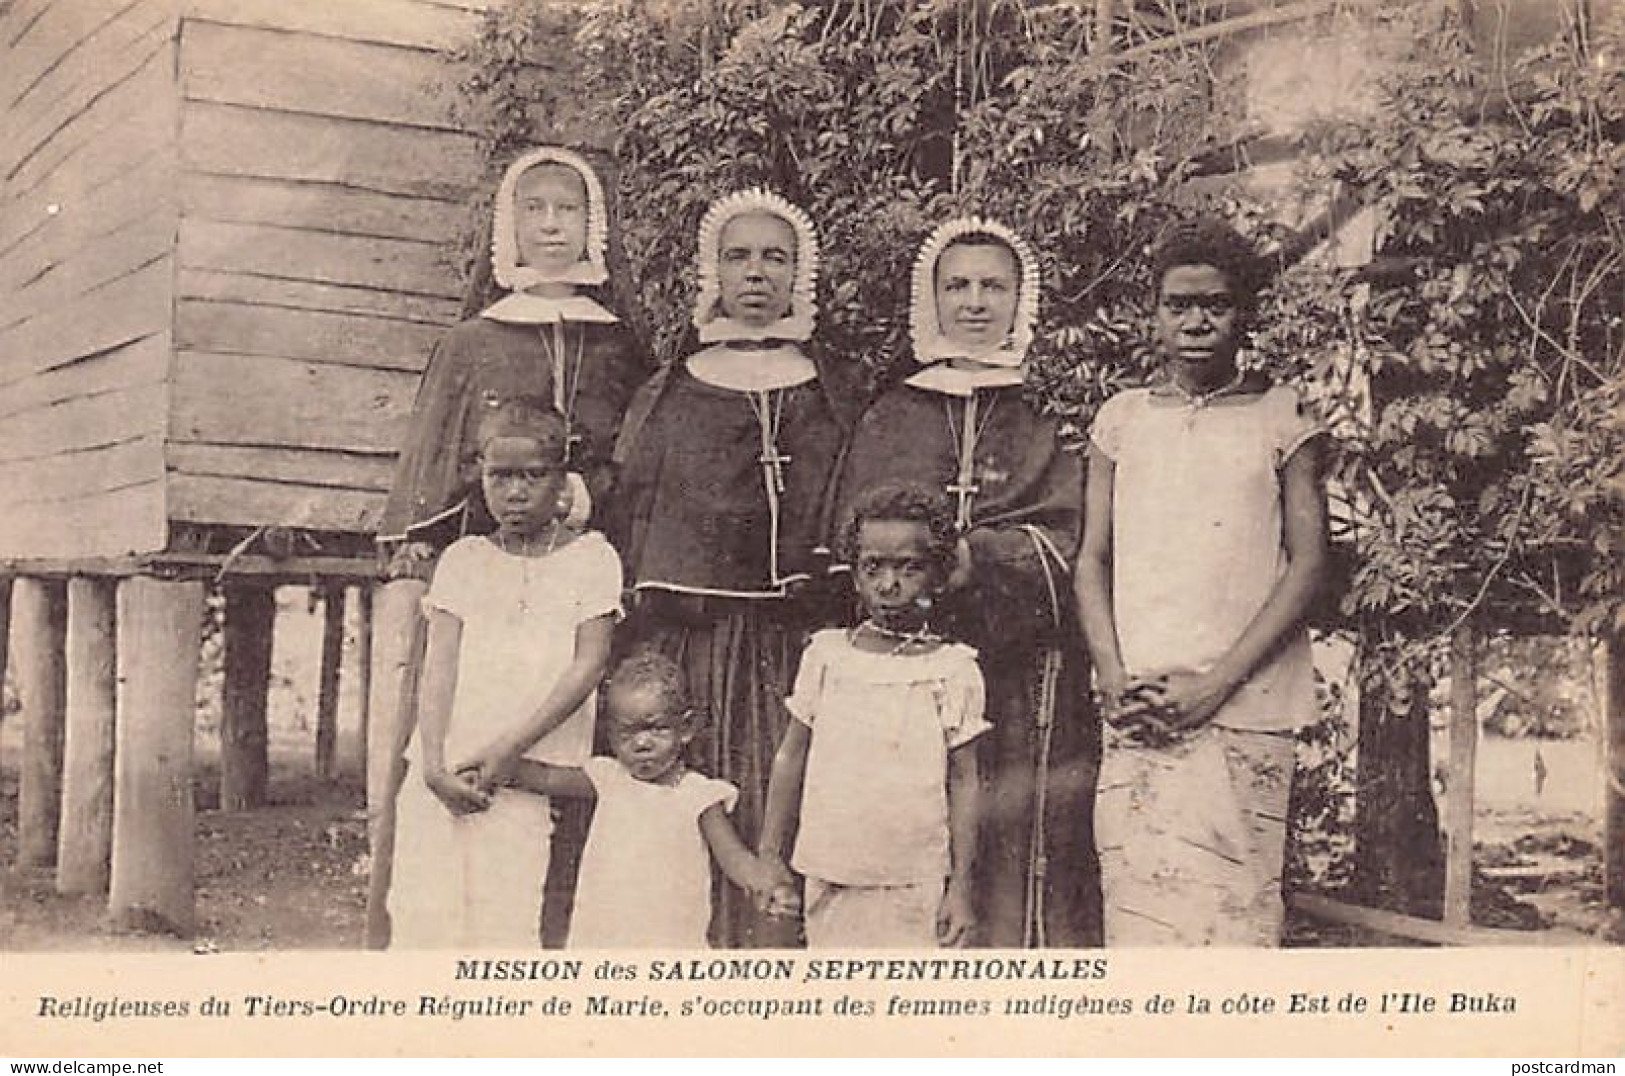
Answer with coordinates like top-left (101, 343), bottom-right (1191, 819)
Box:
top-left (759, 482), bottom-right (988, 949)
top-left (1074, 216), bottom-right (1328, 947)
top-left (503, 651), bottom-right (782, 949)
top-left (387, 398), bottom-right (621, 949)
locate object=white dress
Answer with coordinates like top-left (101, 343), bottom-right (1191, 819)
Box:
top-left (388, 532), bottom-right (622, 949)
top-left (786, 629), bottom-right (988, 886)
top-left (567, 758), bottom-right (738, 949)
top-left (1092, 384), bottom-right (1320, 732)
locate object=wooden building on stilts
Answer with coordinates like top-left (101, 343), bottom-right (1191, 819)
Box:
top-left (2, 0), bottom-right (1618, 949)
top-left (0, 0), bottom-right (498, 936)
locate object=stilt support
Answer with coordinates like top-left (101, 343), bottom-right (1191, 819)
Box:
top-left (58, 578), bottom-right (116, 894)
top-left (220, 583), bottom-right (274, 811)
top-left (110, 576), bottom-right (203, 935)
top-left (14, 576), bottom-right (67, 868)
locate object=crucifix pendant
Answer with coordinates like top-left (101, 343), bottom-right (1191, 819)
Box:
top-left (759, 446), bottom-right (792, 494)
top-left (948, 393), bottom-right (981, 532)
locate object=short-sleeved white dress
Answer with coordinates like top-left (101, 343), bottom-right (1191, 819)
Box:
top-left (786, 629), bottom-right (989, 947)
top-left (567, 758), bottom-right (738, 949)
top-left (388, 531), bottom-right (622, 949)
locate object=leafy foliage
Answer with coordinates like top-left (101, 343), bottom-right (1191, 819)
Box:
top-left (447, 0), bottom-right (1623, 904)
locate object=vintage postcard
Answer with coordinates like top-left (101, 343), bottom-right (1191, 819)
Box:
top-left (0, 0), bottom-right (1620, 1059)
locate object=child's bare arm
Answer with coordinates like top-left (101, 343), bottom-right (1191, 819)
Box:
top-left (758, 722), bottom-right (812, 864)
top-left (1158, 437), bottom-right (1328, 729)
top-left (504, 760), bottom-right (595, 800)
top-left (417, 609), bottom-right (490, 815)
top-left (699, 803), bottom-right (778, 898)
top-left (938, 740), bottom-right (981, 947)
top-left (463, 612), bottom-right (615, 788)
top-left (1074, 446), bottom-right (1130, 702)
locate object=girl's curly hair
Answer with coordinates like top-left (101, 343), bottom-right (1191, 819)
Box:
top-left (838, 480), bottom-right (959, 582)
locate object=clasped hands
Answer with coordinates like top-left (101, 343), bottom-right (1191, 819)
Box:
top-left (1098, 668), bottom-right (1231, 748)
top-left (424, 741), bottom-right (524, 816)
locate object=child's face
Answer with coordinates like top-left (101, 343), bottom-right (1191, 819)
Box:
top-left (716, 212), bottom-right (797, 327)
top-left (480, 435), bottom-right (565, 537)
top-left (852, 520), bottom-right (938, 631)
top-left (607, 684), bottom-right (692, 784)
top-left (1155, 263), bottom-right (1240, 374)
top-left (514, 164), bottom-right (588, 277)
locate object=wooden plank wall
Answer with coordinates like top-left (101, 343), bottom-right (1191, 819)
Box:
top-left (169, 0), bottom-right (492, 534)
top-left (0, 0), bottom-right (181, 559)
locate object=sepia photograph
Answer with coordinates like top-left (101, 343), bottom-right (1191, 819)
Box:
top-left (0, 0), bottom-right (1621, 1059)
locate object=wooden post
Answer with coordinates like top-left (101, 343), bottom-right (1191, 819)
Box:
top-left (0, 575), bottom-right (13, 732)
top-left (57, 578), bottom-right (117, 895)
top-left (363, 578), bottom-right (427, 949)
top-left (1605, 632), bottom-right (1625, 911)
top-left (220, 582), bottom-right (274, 810)
top-left (314, 583), bottom-right (345, 780)
top-left (13, 577), bottom-right (67, 868)
top-left (1443, 623), bottom-right (1479, 926)
top-left (354, 585), bottom-right (373, 773)
top-left (110, 576), bottom-right (203, 935)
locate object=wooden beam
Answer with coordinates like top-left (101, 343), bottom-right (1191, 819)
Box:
top-left (0, 577), bottom-right (11, 744)
top-left (314, 583), bottom-right (345, 780)
top-left (0, 551), bottom-right (382, 582)
top-left (1291, 892), bottom-right (1598, 947)
top-left (1444, 623), bottom-right (1480, 926)
top-left (220, 582), bottom-right (274, 811)
top-left (364, 577), bottom-right (427, 949)
top-left (1606, 633), bottom-right (1625, 910)
top-left (110, 576), bottom-right (202, 935)
top-left (1110, 1), bottom-right (1346, 65)
top-left (13, 575), bottom-right (66, 868)
top-left (57, 577), bottom-right (116, 895)
top-left (354, 584), bottom-right (373, 775)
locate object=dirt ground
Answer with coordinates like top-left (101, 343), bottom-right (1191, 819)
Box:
top-left (2, 736), bottom-right (1614, 951)
top-left (0, 761), bottom-right (369, 953)
top-left (0, 589), bottom-right (1616, 950)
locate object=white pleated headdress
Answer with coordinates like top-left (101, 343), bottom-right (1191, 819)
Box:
top-left (692, 187), bottom-right (819, 344)
top-left (910, 216), bottom-right (1040, 367)
top-left (491, 146), bottom-right (610, 290)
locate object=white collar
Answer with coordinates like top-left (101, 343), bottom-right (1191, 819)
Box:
top-left (480, 292), bottom-right (619, 325)
top-left (904, 361), bottom-right (1024, 398)
top-left (685, 345), bottom-right (816, 393)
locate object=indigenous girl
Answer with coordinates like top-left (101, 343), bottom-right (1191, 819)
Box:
top-left (503, 651), bottom-right (782, 949)
top-left (380, 145), bottom-right (646, 566)
top-left (612, 188), bottom-right (855, 946)
top-left (377, 146), bottom-right (644, 946)
top-left (759, 482), bottom-right (986, 948)
top-left (1074, 217), bottom-right (1327, 946)
top-left (387, 400), bottom-right (620, 948)
top-left (836, 218), bottom-right (1096, 947)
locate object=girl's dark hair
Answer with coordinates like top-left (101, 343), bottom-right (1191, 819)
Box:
top-left (607, 648), bottom-right (690, 715)
top-left (476, 396), bottom-right (568, 461)
top-left (838, 481), bottom-right (959, 580)
top-left (1151, 216), bottom-right (1266, 311)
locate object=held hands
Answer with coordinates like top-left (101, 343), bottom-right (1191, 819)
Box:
top-left (753, 855), bottom-right (802, 920)
top-left (383, 541), bottom-right (437, 581)
top-left (457, 739), bottom-right (525, 795)
top-left (424, 766), bottom-right (492, 816)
